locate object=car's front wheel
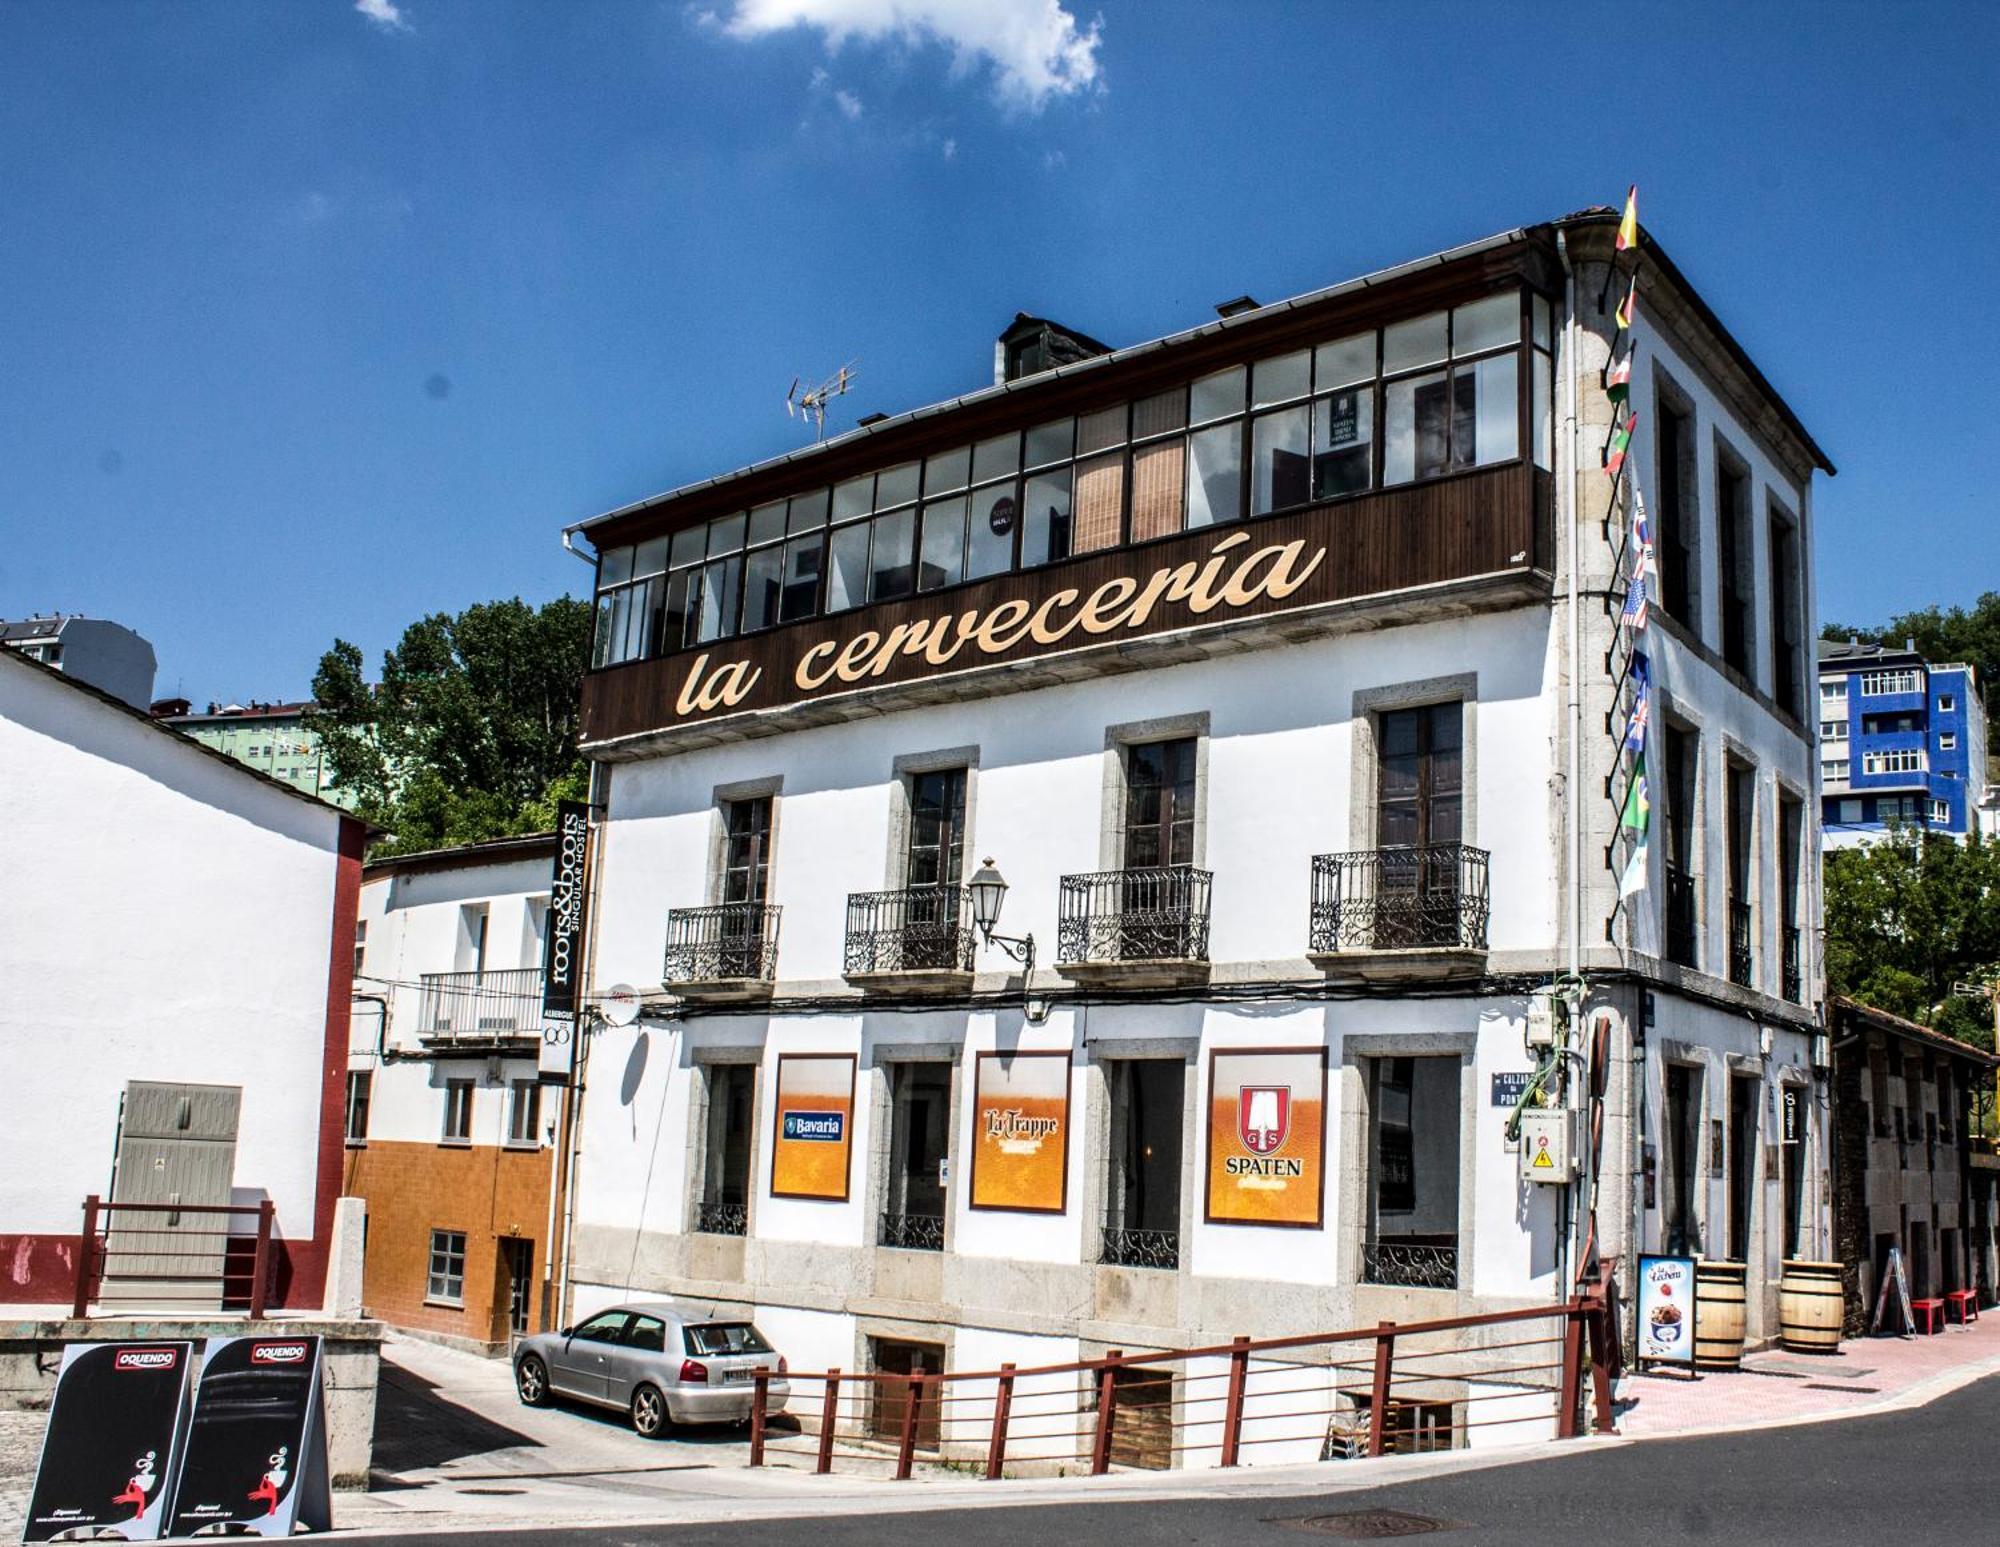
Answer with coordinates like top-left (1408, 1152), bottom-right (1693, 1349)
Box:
top-left (631, 1382), bottom-right (670, 1439)
top-left (516, 1354), bottom-right (550, 1407)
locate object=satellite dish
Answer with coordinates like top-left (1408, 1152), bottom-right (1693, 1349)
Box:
top-left (601, 983), bottom-right (641, 1028)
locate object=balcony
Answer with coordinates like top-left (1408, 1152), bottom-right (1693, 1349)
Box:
top-left (693, 1200), bottom-right (747, 1237)
top-left (844, 885), bottom-right (976, 993)
top-left (878, 1211), bottom-right (946, 1252)
top-left (416, 968), bottom-right (545, 1046)
top-left (1362, 1240), bottom-right (1459, 1291)
top-left (1308, 845), bottom-right (1490, 984)
top-left (1100, 1226), bottom-right (1179, 1270)
top-left (1664, 865), bottom-right (1699, 970)
top-left (664, 902), bottom-right (781, 1001)
top-left (1782, 925), bottom-right (1804, 1003)
top-left (1056, 866), bottom-right (1213, 987)
top-left (1728, 900), bottom-right (1755, 989)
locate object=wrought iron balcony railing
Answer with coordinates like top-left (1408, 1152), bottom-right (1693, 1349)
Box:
top-left (1362, 1240), bottom-right (1459, 1290)
top-left (1782, 925), bottom-right (1803, 1004)
top-left (1101, 1226), bottom-right (1179, 1270)
top-left (878, 1211), bottom-right (945, 1251)
top-left (1664, 865), bottom-right (1699, 969)
top-left (1309, 845), bottom-right (1490, 953)
top-left (417, 968), bottom-right (545, 1039)
top-left (694, 1200), bottom-right (747, 1237)
top-left (844, 885), bottom-right (976, 975)
top-left (1057, 866), bottom-right (1212, 965)
top-left (664, 902), bottom-right (781, 984)
top-left (1728, 900), bottom-right (1754, 988)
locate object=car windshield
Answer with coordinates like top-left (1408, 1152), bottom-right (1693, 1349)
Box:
top-left (684, 1322), bottom-right (773, 1357)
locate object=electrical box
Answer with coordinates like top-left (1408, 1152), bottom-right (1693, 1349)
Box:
top-left (1518, 1108), bottom-right (1579, 1184)
top-left (1525, 994), bottom-right (1558, 1049)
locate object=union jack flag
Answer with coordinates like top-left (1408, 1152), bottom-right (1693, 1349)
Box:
top-left (1623, 650), bottom-right (1651, 758)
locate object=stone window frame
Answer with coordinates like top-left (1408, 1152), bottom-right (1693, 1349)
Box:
top-left (1656, 1041), bottom-right (1714, 1256)
top-left (881, 745), bottom-right (982, 892)
top-left (1346, 674), bottom-right (1479, 854)
top-left (1710, 430), bottom-right (1761, 686)
top-left (1097, 712), bottom-right (1210, 871)
top-left (1080, 1034), bottom-right (1200, 1271)
top-left (864, 1040), bottom-right (964, 1255)
top-left (684, 1046), bottom-right (764, 1236)
top-left (1719, 738), bottom-right (1762, 988)
top-left (704, 774), bottom-right (784, 907)
top-left (1649, 362), bottom-right (1704, 633)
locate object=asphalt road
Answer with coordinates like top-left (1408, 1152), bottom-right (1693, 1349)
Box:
top-left (356, 1370), bottom-right (1999, 1547)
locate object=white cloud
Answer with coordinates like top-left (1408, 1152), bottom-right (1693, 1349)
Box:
top-left (1043, 147), bottom-right (1066, 170)
top-left (941, 136), bottom-right (957, 160)
top-left (834, 88), bottom-right (863, 118)
top-left (355, 0), bottom-right (410, 31)
top-left (722, 0), bottom-right (1102, 110)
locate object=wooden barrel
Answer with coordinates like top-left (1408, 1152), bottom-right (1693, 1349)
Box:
top-left (1778, 1259), bottom-right (1845, 1353)
top-left (1694, 1259), bottom-right (1747, 1370)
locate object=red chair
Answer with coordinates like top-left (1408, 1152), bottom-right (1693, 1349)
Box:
top-left (1912, 1297), bottom-right (1946, 1334)
top-left (1944, 1288), bottom-right (1979, 1325)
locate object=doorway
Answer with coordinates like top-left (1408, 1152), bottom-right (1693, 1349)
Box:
top-left (869, 1338), bottom-right (945, 1449)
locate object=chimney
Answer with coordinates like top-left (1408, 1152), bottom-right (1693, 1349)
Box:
top-left (995, 313), bottom-right (1111, 385)
top-left (1214, 295), bottom-right (1260, 319)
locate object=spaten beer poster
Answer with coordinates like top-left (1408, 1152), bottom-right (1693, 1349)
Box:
top-left (770, 1053), bottom-right (856, 1201)
top-left (969, 1051), bottom-right (1071, 1214)
top-left (1204, 1047), bottom-right (1326, 1227)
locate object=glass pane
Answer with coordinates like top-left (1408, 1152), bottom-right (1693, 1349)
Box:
top-left (661, 568), bottom-right (692, 650)
top-left (788, 488), bottom-right (829, 532)
top-left (1189, 365), bottom-right (1245, 425)
top-left (625, 576), bottom-right (658, 661)
top-left (869, 506), bottom-right (916, 600)
top-left (924, 446), bottom-right (971, 495)
top-left (707, 512), bottom-right (746, 555)
top-left (1452, 291), bottom-right (1519, 355)
top-left (741, 545), bottom-right (783, 631)
top-left (1253, 349), bottom-right (1310, 408)
top-left (592, 595), bottom-right (614, 666)
top-left (972, 432), bottom-right (1020, 483)
top-left (1384, 369), bottom-right (1449, 485)
top-left (1024, 417), bottom-right (1074, 468)
top-left (1074, 451), bottom-right (1125, 553)
top-left (966, 481), bottom-right (1018, 579)
top-left (748, 500), bottom-right (787, 546)
top-left (1383, 310), bottom-right (1448, 374)
top-left (1077, 404), bottom-right (1127, 455)
top-left (834, 474), bottom-right (874, 522)
top-left (1313, 388), bottom-right (1374, 499)
top-left (1314, 332), bottom-right (1375, 391)
top-left (598, 545), bottom-right (634, 587)
top-left (695, 556), bottom-right (741, 641)
top-left (1022, 467), bottom-right (1073, 566)
top-left (1186, 420), bottom-right (1243, 527)
top-left (918, 497), bottom-right (967, 591)
top-left (632, 537), bottom-right (670, 578)
top-left (1532, 293), bottom-right (1553, 352)
top-left (875, 461), bottom-right (920, 509)
top-left (1131, 438), bottom-right (1185, 541)
top-left (1532, 350), bottom-right (1552, 471)
top-left (670, 525), bottom-right (706, 567)
top-left (600, 587), bottom-right (631, 665)
top-left (779, 534), bottom-right (822, 620)
top-left (1250, 405), bottom-right (1312, 515)
top-left (827, 522), bottom-right (869, 611)
top-left (1457, 353), bottom-right (1519, 467)
top-left (1132, 386), bottom-right (1186, 440)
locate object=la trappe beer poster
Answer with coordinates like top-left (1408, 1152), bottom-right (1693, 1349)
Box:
top-left (969, 1051), bottom-right (1071, 1214)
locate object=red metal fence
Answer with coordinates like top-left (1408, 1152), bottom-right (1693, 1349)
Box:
top-left (748, 1263), bottom-right (1616, 1479)
top-left (71, 1194), bottom-right (277, 1319)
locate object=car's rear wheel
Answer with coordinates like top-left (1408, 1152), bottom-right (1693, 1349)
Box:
top-left (631, 1382), bottom-right (670, 1439)
top-left (516, 1354), bottom-right (550, 1407)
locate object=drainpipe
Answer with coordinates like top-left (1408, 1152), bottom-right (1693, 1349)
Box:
top-left (1556, 228), bottom-right (1586, 1308)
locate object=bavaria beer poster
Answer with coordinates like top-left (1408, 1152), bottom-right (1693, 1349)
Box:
top-left (23, 1341), bottom-right (192, 1541)
top-left (969, 1050), bottom-right (1071, 1214)
top-left (1205, 1047), bottom-right (1326, 1227)
top-left (770, 1052), bottom-right (856, 1201)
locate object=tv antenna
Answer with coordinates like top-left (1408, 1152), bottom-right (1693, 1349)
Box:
top-left (786, 362), bottom-right (857, 441)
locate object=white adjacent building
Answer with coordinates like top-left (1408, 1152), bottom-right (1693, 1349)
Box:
top-left (553, 209), bottom-right (1834, 1444)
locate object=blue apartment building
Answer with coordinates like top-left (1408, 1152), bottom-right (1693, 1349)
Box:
top-left (1818, 639), bottom-right (1987, 846)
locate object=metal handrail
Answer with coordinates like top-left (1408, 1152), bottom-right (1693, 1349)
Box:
top-left (1309, 845), bottom-right (1489, 953)
top-left (74, 1194), bottom-right (277, 1318)
top-left (417, 966), bottom-right (545, 1037)
top-left (879, 1212), bottom-right (946, 1251)
top-left (1057, 866), bottom-right (1213, 965)
top-left (694, 1200), bottom-right (748, 1236)
top-left (665, 902), bottom-right (781, 983)
top-left (1362, 1240), bottom-right (1459, 1290)
top-left (844, 885), bottom-right (976, 974)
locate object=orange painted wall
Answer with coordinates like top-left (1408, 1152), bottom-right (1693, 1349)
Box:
top-left (343, 1139), bottom-right (555, 1346)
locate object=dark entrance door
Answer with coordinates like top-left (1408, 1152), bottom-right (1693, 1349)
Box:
top-left (869, 1339), bottom-right (945, 1449)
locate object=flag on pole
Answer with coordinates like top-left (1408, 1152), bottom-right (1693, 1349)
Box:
top-left (1616, 186), bottom-right (1639, 253)
top-left (1605, 351), bottom-right (1632, 403)
top-left (1606, 411), bottom-right (1638, 479)
top-left (1615, 274), bottom-right (1638, 331)
top-left (1618, 753), bottom-right (1651, 898)
top-left (1620, 496), bottom-right (1653, 632)
top-left (1622, 650), bottom-right (1651, 758)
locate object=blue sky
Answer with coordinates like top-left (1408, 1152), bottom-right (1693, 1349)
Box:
top-left (3, 0), bottom-right (1994, 703)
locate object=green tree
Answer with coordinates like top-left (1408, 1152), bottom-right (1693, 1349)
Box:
top-left (1823, 590), bottom-right (2000, 720)
top-left (1823, 826), bottom-right (2000, 1049)
top-left (308, 596), bottom-right (593, 855)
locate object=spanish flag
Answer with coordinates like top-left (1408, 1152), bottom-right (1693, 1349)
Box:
top-left (1616, 186), bottom-right (1639, 253)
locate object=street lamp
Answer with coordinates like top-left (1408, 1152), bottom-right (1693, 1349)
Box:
top-left (967, 857), bottom-right (1042, 1018)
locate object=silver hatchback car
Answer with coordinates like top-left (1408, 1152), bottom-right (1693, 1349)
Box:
top-left (514, 1299), bottom-right (791, 1438)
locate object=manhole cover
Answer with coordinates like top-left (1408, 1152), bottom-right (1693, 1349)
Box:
top-left (1279, 1510), bottom-right (1459, 1539)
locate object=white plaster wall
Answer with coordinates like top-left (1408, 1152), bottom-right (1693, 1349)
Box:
top-left (0, 655), bottom-right (344, 1244)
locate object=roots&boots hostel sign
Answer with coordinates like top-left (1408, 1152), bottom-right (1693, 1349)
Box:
top-left (542, 799), bottom-right (592, 1018)
top-left (25, 1336), bottom-right (331, 1541)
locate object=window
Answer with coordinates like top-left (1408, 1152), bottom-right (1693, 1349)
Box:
top-left (1383, 293), bottom-right (1521, 486)
top-left (457, 904), bottom-right (489, 975)
top-left (1768, 505), bottom-right (1802, 716)
top-left (345, 1070), bottom-right (371, 1144)
top-left (1663, 724), bottom-right (1698, 970)
top-left (1715, 451), bottom-right (1753, 676)
top-left (905, 768), bottom-right (968, 890)
top-left (687, 1321), bottom-right (774, 1357)
top-left (1728, 1074), bottom-right (1760, 1262)
top-left (698, 1063), bottom-right (754, 1234)
top-left (722, 796), bottom-right (773, 905)
top-left (625, 1314), bottom-right (667, 1354)
top-left (571, 1308), bottom-right (633, 1345)
top-left (352, 919), bottom-right (367, 978)
top-left (1654, 388), bottom-right (1696, 623)
top-left (507, 1080), bottom-right (541, 1147)
top-left (1932, 799), bottom-right (1951, 825)
top-left (1662, 1065), bottom-right (1702, 1257)
top-left (1819, 720), bottom-right (1847, 741)
top-left (1939, 694), bottom-right (1956, 713)
top-left (1820, 680), bottom-right (1848, 703)
top-left (1821, 759), bottom-right (1849, 784)
top-left (1877, 795), bottom-right (1921, 823)
top-left (1103, 1059), bottom-right (1183, 1268)
top-left (523, 896), bottom-right (550, 971)
top-left (1837, 798), bottom-right (1864, 824)
top-left (1863, 749), bottom-right (1927, 776)
top-left (880, 1061), bottom-right (951, 1250)
top-left (1941, 732), bottom-right (1958, 750)
top-left (1860, 669), bottom-right (1923, 697)
top-left (1725, 764), bottom-right (1754, 988)
top-left (426, 1229), bottom-right (466, 1305)
top-left (1123, 738), bottom-right (1197, 869)
top-left (1364, 1056), bottom-right (1460, 1288)
top-left (442, 1079), bottom-right (473, 1144)
top-left (1779, 794), bottom-right (1803, 1001)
